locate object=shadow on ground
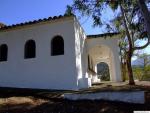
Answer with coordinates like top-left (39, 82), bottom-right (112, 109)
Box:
top-left (1, 99), bottom-right (150, 113)
top-left (0, 83), bottom-right (150, 113)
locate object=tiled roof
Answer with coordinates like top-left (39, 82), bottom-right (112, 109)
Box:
top-left (87, 32), bottom-right (120, 39)
top-left (0, 14), bottom-right (74, 31)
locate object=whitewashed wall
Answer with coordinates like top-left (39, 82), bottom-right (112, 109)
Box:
top-left (74, 18), bottom-right (91, 89)
top-left (0, 17), bottom-right (78, 90)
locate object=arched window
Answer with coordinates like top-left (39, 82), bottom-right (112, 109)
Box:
top-left (24, 40), bottom-right (36, 59)
top-left (51, 36), bottom-right (64, 56)
top-left (0, 44), bottom-right (8, 61)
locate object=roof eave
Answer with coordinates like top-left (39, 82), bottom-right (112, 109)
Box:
top-left (0, 14), bottom-right (75, 32)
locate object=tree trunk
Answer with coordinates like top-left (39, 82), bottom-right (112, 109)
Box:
top-left (126, 55), bottom-right (135, 85)
top-left (122, 62), bottom-right (127, 82)
top-left (138, 0), bottom-right (150, 40)
top-left (120, 4), bottom-right (135, 85)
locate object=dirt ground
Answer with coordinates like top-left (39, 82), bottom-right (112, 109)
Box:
top-left (0, 81), bottom-right (150, 113)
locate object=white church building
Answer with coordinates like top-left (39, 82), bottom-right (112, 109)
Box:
top-left (0, 15), bottom-right (122, 90)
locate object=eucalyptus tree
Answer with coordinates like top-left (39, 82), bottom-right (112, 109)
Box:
top-left (66, 0), bottom-right (150, 85)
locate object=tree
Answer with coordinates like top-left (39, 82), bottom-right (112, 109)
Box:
top-left (138, 0), bottom-right (150, 40)
top-left (66, 0), bottom-right (150, 85)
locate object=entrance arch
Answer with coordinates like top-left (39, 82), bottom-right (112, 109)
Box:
top-left (88, 45), bottom-right (115, 83)
top-left (86, 37), bottom-right (122, 83)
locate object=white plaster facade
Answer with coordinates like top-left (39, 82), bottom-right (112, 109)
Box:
top-left (0, 15), bottom-right (122, 90)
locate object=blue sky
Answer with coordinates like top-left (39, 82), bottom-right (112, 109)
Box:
top-left (0, 0), bottom-right (72, 24)
top-left (0, 0), bottom-right (149, 57)
top-left (0, 0), bottom-right (104, 35)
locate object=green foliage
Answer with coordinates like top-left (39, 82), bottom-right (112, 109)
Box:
top-left (65, 5), bottom-right (73, 16)
top-left (133, 53), bottom-right (150, 81)
top-left (133, 67), bottom-right (143, 80)
top-left (145, 65), bottom-right (150, 72)
top-left (133, 66), bottom-right (150, 81)
top-left (109, 1), bottom-right (119, 11)
top-left (65, 0), bottom-right (106, 27)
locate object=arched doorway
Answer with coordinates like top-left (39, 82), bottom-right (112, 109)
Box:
top-left (97, 62), bottom-right (110, 81)
top-left (87, 45), bottom-right (115, 84)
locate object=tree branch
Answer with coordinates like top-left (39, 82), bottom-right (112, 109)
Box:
top-left (134, 38), bottom-right (150, 50)
top-left (120, 4), bottom-right (133, 54)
